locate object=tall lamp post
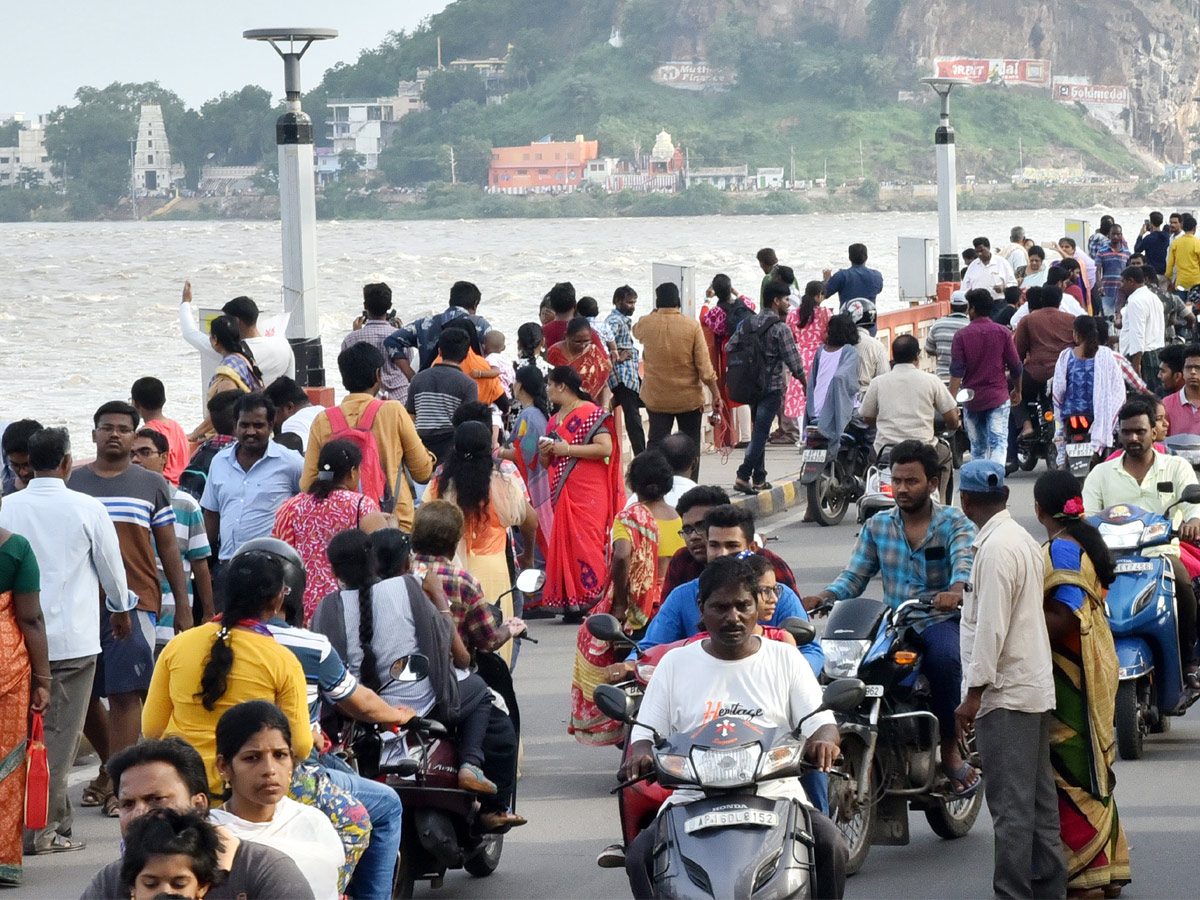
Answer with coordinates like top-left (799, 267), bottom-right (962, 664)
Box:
top-left (920, 77), bottom-right (971, 286)
top-left (244, 27), bottom-right (337, 387)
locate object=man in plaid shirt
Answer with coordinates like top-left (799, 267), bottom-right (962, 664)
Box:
top-left (803, 440), bottom-right (979, 796)
top-left (411, 500), bottom-right (526, 657)
top-left (605, 285), bottom-right (646, 455)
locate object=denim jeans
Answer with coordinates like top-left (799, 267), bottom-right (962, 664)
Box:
top-left (324, 766), bottom-right (404, 900)
top-left (914, 619), bottom-right (962, 741)
top-left (964, 400), bottom-right (1010, 465)
top-left (737, 390), bottom-right (783, 482)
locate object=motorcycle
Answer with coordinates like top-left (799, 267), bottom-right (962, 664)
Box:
top-left (1089, 486), bottom-right (1200, 759)
top-left (334, 654), bottom-right (511, 898)
top-left (819, 596), bottom-right (983, 875)
top-left (593, 677), bottom-right (866, 899)
top-left (801, 416), bottom-right (875, 527)
top-left (1063, 413), bottom-right (1097, 478)
top-left (1165, 433), bottom-right (1200, 474)
top-left (857, 445), bottom-right (897, 525)
top-left (1016, 385), bottom-right (1057, 472)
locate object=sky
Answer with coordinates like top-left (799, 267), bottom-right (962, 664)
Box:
top-left (1, 0), bottom-right (451, 118)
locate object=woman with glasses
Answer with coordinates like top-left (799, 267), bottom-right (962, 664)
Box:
top-left (569, 450), bottom-right (683, 746)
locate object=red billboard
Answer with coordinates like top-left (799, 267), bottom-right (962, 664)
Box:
top-left (1054, 82), bottom-right (1129, 106)
top-left (934, 58), bottom-right (1052, 86)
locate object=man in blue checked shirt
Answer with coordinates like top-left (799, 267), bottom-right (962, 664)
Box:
top-left (803, 440), bottom-right (980, 797)
top-left (605, 285), bottom-right (646, 455)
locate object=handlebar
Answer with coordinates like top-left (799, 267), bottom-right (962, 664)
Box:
top-left (611, 771), bottom-right (656, 794)
top-left (409, 716), bottom-right (449, 737)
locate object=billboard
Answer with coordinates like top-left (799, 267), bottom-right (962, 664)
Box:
top-left (934, 58), bottom-right (1052, 87)
top-left (1054, 82), bottom-right (1129, 107)
top-left (651, 61), bottom-right (735, 91)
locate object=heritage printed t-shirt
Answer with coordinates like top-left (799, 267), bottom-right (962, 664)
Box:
top-left (70, 465), bottom-right (174, 614)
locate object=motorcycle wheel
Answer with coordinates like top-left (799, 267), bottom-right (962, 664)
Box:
top-left (827, 739), bottom-right (874, 876)
top-left (463, 834), bottom-right (504, 878)
top-left (806, 459), bottom-right (849, 526)
top-left (1115, 680), bottom-right (1144, 760)
top-left (1017, 442), bottom-right (1039, 471)
top-left (924, 786), bottom-right (983, 839)
top-left (392, 840), bottom-right (416, 900)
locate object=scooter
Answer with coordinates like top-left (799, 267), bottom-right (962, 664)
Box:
top-left (1063, 413), bottom-right (1097, 478)
top-left (801, 416), bottom-right (875, 527)
top-left (593, 678), bottom-right (866, 899)
top-left (819, 596), bottom-right (984, 875)
top-left (1165, 433), bottom-right (1200, 474)
top-left (857, 444), bottom-right (897, 525)
top-left (336, 654), bottom-right (510, 898)
top-left (1090, 486), bottom-right (1200, 759)
top-left (1016, 385), bottom-right (1057, 472)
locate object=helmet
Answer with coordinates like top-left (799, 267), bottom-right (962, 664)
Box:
top-left (230, 537), bottom-right (307, 625)
top-left (949, 290), bottom-right (969, 310)
top-left (841, 297), bottom-right (877, 327)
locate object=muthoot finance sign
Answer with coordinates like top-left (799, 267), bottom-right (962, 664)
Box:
top-left (652, 61), bottom-right (735, 91)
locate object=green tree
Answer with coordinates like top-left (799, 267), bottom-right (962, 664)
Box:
top-left (595, 116), bottom-right (640, 159)
top-left (0, 120), bottom-right (20, 147)
top-left (199, 86), bottom-right (276, 166)
top-left (338, 148), bottom-right (367, 175)
top-left (421, 69), bottom-right (487, 112)
top-left (379, 142), bottom-right (448, 186)
top-left (453, 136), bottom-right (494, 185)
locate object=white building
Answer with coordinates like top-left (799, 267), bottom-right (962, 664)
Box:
top-left (0, 116), bottom-right (56, 188)
top-left (756, 167), bottom-right (784, 189)
top-left (133, 103), bottom-right (182, 193)
top-left (684, 165), bottom-right (749, 190)
top-left (327, 82), bottom-right (426, 172)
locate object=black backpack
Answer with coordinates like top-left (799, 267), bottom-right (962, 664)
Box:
top-left (177, 443), bottom-right (220, 502)
top-left (724, 315), bottom-right (779, 405)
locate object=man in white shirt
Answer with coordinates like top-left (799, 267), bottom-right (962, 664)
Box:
top-left (1118, 265), bottom-right (1165, 376)
top-left (621, 555), bottom-right (847, 899)
top-left (263, 376), bottom-right (323, 452)
top-left (999, 226), bottom-right (1029, 272)
top-left (961, 236), bottom-right (1017, 300)
top-left (179, 281), bottom-right (296, 385)
top-left (955, 461), bottom-right (1066, 900)
top-left (624, 433), bottom-right (697, 509)
top-left (0, 427), bottom-right (137, 854)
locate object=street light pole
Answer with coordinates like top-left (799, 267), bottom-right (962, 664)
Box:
top-left (244, 27), bottom-right (337, 387)
top-left (920, 77), bottom-right (971, 285)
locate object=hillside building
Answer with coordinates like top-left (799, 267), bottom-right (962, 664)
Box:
top-left (327, 82), bottom-right (426, 173)
top-left (756, 167), bottom-right (784, 189)
top-left (133, 104), bottom-right (182, 193)
top-left (0, 116), bottom-right (56, 188)
top-left (648, 129), bottom-right (684, 175)
top-left (684, 165), bottom-right (749, 190)
top-left (488, 135), bottom-right (599, 194)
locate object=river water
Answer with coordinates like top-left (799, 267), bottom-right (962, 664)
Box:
top-left (1, 206), bottom-right (1147, 448)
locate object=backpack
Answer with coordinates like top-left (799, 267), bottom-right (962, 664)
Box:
top-left (178, 443), bottom-right (220, 502)
top-left (724, 315), bottom-right (780, 405)
top-left (324, 400), bottom-right (388, 505)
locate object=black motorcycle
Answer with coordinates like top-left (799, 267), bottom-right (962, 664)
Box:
top-left (801, 417), bottom-right (875, 526)
top-left (1016, 385), bottom-right (1057, 472)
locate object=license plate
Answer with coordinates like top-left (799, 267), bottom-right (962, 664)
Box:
top-left (1114, 560), bottom-right (1154, 574)
top-left (864, 684), bottom-right (884, 697)
top-left (1066, 443), bottom-right (1092, 457)
top-left (684, 808), bottom-right (779, 834)
top-left (803, 449), bottom-right (827, 463)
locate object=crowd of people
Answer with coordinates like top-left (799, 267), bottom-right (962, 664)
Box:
top-left (0, 213), bottom-right (1190, 899)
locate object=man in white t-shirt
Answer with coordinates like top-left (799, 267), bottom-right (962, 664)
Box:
top-left (1119, 265), bottom-right (1165, 376)
top-left (961, 236), bottom-right (1018, 300)
top-left (179, 282), bottom-right (296, 385)
top-left (264, 376), bottom-right (323, 452)
top-left (620, 555), bottom-right (847, 899)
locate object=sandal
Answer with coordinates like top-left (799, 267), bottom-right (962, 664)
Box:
top-left (32, 834), bottom-right (87, 854)
top-left (102, 793), bottom-right (120, 818)
top-left (80, 770), bottom-right (112, 808)
top-left (945, 761), bottom-right (982, 798)
top-left (733, 478), bottom-right (757, 496)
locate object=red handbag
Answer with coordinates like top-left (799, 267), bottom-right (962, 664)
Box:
top-left (25, 711), bottom-right (49, 831)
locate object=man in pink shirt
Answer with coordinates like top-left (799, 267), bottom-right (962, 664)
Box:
top-left (131, 377), bottom-right (189, 485)
top-left (1162, 345), bottom-right (1200, 437)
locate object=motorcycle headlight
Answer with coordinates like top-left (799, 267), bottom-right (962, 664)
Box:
top-left (655, 753), bottom-right (695, 782)
top-left (690, 743), bottom-right (762, 788)
top-left (1142, 523), bottom-right (1169, 544)
top-left (1131, 580), bottom-right (1157, 615)
top-left (756, 744), bottom-right (804, 779)
top-left (636, 663), bottom-right (657, 684)
top-left (823, 639), bottom-right (871, 679)
top-left (1099, 522), bottom-right (1144, 550)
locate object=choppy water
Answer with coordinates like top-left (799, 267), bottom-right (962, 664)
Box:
top-left (1, 207), bottom-right (1142, 448)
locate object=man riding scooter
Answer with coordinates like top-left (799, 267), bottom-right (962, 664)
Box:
top-left (1082, 396), bottom-right (1200, 686)
top-left (621, 556), bottom-right (848, 899)
top-left (803, 440), bottom-right (980, 796)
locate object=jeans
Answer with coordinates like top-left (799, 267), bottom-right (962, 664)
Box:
top-left (915, 619), bottom-right (962, 742)
top-left (611, 383), bottom-right (647, 456)
top-left (324, 766), bottom-right (404, 900)
top-left (737, 390), bottom-right (783, 482)
top-left (647, 408), bottom-right (703, 480)
top-left (964, 401), bottom-right (1010, 465)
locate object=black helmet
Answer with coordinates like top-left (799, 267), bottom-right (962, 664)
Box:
top-left (231, 537), bottom-right (306, 626)
top-left (841, 297), bottom-right (877, 327)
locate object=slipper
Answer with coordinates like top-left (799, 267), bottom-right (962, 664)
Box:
top-left (102, 793), bottom-right (120, 818)
top-left (945, 762), bottom-right (982, 798)
top-left (80, 770), bottom-right (111, 808)
top-left (1186, 670), bottom-right (1200, 692)
top-left (34, 834), bottom-right (87, 854)
top-left (752, 481), bottom-right (773, 492)
top-left (733, 479), bottom-right (757, 496)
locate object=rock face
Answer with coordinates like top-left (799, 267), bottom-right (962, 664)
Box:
top-left (655, 0), bottom-right (1200, 162)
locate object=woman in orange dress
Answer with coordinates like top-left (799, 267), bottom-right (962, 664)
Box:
top-left (545, 317), bottom-right (613, 408)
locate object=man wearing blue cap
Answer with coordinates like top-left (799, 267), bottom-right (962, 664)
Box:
top-left (955, 459), bottom-right (1066, 900)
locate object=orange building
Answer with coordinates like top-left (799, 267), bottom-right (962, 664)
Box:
top-left (488, 135), bottom-right (599, 193)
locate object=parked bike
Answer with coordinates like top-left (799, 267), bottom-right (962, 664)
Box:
top-left (801, 417), bottom-right (875, 526)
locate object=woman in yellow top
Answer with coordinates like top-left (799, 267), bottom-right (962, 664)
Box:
top-left (569, 450), bottom-right (683, 745)
top-left (143, 552), bottom-right (310, 796)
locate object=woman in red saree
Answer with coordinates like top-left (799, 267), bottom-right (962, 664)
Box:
top-left (532, 366), bottom-right (625, 621)
top-left (545, 317), bottom-right (612, 408)
top-left (700, 275), bottom-right (755, 453)
top-left (569, 452), bottom-right (680, 745)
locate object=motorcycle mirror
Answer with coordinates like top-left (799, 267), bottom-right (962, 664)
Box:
top-left (515, 568), bottom-right (546, 594)
top-left (1181, 484), bottom-right (1200, 505)
top-left (390, 654), bottom-right (430, 682)
top-left (779, 616), bottom-right (816, 646)
top-left (820, 678), bottom-right (868, 712)
top-left (593, 683), bottom-right (635, 724)
top-left (586, 613), bottom-right (631, 645)
top-left (955, 388), bottom-right (975, 403)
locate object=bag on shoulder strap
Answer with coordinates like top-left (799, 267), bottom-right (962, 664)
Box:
top-left (324, 400), bottom-right (388, 504)
top-left (724, 316), bottom-right (780, 405)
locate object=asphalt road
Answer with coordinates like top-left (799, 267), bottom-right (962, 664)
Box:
top-left (25, 467), bottom-right (1200, 899)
